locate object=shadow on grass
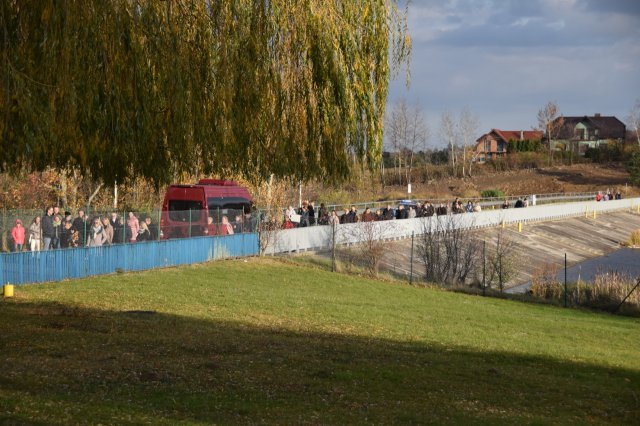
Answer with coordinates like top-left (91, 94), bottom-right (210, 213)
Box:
top-left (0, 300), bottom-right (638, 425)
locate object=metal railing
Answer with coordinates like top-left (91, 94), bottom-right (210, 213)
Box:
top-left (318, 191), bottom-right (603, 213)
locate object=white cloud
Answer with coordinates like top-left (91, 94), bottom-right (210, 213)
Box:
top-left (388, 0), bottom-right (640, 143)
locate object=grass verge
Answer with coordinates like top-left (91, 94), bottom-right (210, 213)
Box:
top-left (1, 258), bottom-right (639, 424)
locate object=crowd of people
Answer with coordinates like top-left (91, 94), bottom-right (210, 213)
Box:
top-left (279, 196), bottom-right (538, 229)
top-left (8, 207), bottom-right (159, 253)
top-left (7, 206), bottom-right (257, 253)
top-left (596, 189), bottom-right (622, 202)
top-left (6, 190), bottom-right (623, 252)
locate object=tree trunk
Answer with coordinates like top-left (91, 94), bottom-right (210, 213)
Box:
top-left (462, 146), bottom-right (466, 178)
top-left (87, 183), bottom-right (103, 208)
top-left (59, 173), bottom-right (69, 208)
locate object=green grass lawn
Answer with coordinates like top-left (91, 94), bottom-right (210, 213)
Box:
top-left (1, 258), bottom-right (639, 424)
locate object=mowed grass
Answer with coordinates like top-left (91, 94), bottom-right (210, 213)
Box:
top-left (1, 258), bottom-right (639, 424)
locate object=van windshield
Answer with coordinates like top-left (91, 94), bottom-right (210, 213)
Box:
top-left (168, 200), bottom-right (203, 222)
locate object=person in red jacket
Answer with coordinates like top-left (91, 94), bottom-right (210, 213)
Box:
top-left (219, 215), bottom-right (234, 235)
top-left (11, 219), bottom-right (26, 252)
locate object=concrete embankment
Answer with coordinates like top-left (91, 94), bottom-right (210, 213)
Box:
top-left (378, 211), bottom-right (640, 288)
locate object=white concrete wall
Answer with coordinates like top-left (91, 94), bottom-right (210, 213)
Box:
top-left (266, 197), bottom-right (640, 255)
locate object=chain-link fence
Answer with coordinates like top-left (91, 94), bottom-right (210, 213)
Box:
top-left (0, 208), bottom-right (259, 253)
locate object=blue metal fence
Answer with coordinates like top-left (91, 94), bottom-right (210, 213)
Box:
top-left (0, 233), bottom-right (259, 286)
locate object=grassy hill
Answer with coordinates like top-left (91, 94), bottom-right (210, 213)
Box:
top-left (1, 258), bottom-right (639, 424)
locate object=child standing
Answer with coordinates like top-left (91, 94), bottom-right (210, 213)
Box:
top-left (11, 219), bottom-right (26, 252)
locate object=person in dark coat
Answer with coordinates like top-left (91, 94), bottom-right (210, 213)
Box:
top-left (145, 216), bottom-right (159, 240)
top-left (383, 204), bottom-right (395, 220)
top-left (60, 221), bottom-right (78, 249)
top-left (347, 206), bottom-right (359, 223)
top-left (308, 202), bottom-right (316, 225)
top-left (136, 221), bottom-right (152, 242)
top-left (72, 210), bottom-right (88, 245)
top-left (340, 208), bottom-right (349, 224)
top-left (298, 203), bottom-right (310, 227)
top-left (317, 203), bottom-right (329, 225)
top-left (112, 217), bottom-right (130, 244)
top-left (425, 202), bottom-right (435, 217)
top-left (396, 205), bottom-right (408, 220)
top-left (110, 212), bottom-right (119, 229)
top-left (41, 206), bottom-right (55, 250)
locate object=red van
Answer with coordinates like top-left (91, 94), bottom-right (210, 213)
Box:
top-left (160, 179), bottom-right (253, 239)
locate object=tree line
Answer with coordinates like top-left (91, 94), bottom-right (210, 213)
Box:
top-left (0, 0), bottom-right (410, 186)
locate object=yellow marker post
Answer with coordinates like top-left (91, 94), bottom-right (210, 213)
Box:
top-left (518, 222), bottom-right (522, 233)
top-left (593, 210), bottom-right (597, 219)
top-left (501, 220), bottom-right (505, 229)
top-left (585, 207), bottom-right (588, 218)
top-left (3, 284), bottom-right (14, 298)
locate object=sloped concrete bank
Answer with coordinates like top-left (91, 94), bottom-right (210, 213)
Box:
top-left (376, 211), bottom-right (640, 288)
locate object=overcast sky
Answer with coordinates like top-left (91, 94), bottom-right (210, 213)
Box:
top-left (387, 0), bottom-right (640, 147)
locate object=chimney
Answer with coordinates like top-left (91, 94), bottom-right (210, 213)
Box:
top-left (520, 130), bottom-right (524, 140)
top-left (594, 113), bottom-right (601, 117)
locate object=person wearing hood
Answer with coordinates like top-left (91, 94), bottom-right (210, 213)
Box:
top-left (11, 219), bottom-right (26, 252)
top-left (87, 218), bottom-right (106, 247)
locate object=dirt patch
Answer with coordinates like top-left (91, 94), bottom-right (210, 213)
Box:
top-left (297, 163), bottom-right (636, 205)
top-left (428, 164), bottom-right (622, 199)
top-left (418, 164), bottom-right (633, 199)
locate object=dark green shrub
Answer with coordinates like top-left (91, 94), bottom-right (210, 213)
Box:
top-left (627, 151), bottom-right (640, 186)
top-left (481, 189), bottom-right (504, 198)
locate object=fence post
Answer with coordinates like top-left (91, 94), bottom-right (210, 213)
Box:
top-left (331, 222), bottom-right (336, 273)
top-left (482, 239), bottom-right (486, 297)
top-left (564, 252), bottom-right (568, 308)
top-left (157, 209), bottom-right (161, 241)
top-left (614, 277), bottom-right (640, 313)
top-left (409, 231), bottom-right (414, 285)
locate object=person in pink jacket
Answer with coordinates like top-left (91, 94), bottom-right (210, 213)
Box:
top-left (127, 212), bottom-right (139, 242)
top-left (11, 219), bottom-right (26, 252)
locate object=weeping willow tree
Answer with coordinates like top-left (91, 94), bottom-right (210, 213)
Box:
top-left (0, 0), bottom-right (410, 186)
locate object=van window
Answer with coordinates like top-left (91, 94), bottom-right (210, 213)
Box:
top-left (207, 198), bottom-right (250, 223)
top-left (168, 200), bottom-right (203, 222)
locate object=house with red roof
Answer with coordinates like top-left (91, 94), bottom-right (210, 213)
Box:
top-left (474, 129), bottom-right (544, 163)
